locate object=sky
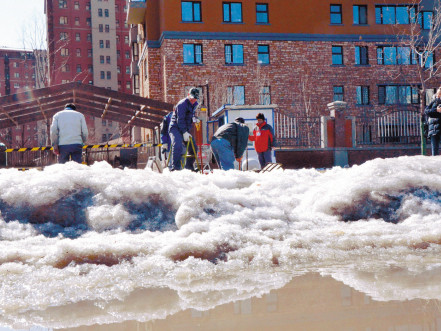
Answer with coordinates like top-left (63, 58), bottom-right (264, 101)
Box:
top-left (0, 0), bottom-right (45, 49)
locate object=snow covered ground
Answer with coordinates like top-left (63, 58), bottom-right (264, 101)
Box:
top-left (1, 156), bottom-right (441, 328)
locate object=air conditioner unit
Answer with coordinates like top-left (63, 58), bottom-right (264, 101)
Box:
top-left (137, 34), bottom-right (144, 43)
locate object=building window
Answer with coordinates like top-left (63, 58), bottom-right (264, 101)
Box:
top-left (421, 11), bottom-right (433, 30)
top-left (423, 51), bottom-right (434, 69)
top-left (86, 18), bottom-right (91, 26)
top-left (61, 64), bottom-right (70, 72)
top-left (76, 64), bottom-right (81, 73)
top-left (117, 65), bottom-right (121, 74)
top-left (86, 2), bottom-right (90, 10)
top-left (116, 35), bottom-right (120, 43)
top-left (106, 56), bottom-right (111, 64)
top-left (98, 8), bottom-right (103, 16)
top-left (126, 81), bottom-right (131, 89)
top-left (353, 5), bottom-right (367, 24)
top-left (375, 5), bottom-right (416, 24)
top-left (227, 85), bottom-right (245, 105)
top-left (333, 86), bottom-right (344, 101)
top-left (59, 16), bottom-right (68, 24)
top-left (256, 3), bottom-right (269, 23)
top-left (100, 55), bottom-right (105, 64)
top-left (102, 134), bottom-right (107, 142)
top-left (126, 66), bottom-right (130, 74)
top-left (125, 51), bottom-right (130, 59)
top-left (74, 1), bottom-right (79, 9)
top-left (106, 40), bottom-right (110, 48)
top-left (355, 46), bottom-right (368, 65)
top-left (88, 65), bottom-right (93, 73)
top-left (60, 32), bottom-right (68, 40)
top-left (59, 0), bottom-right (67, 8)
top-left (115, 4), bottom-right (119, 11)
top-left (223, 2), bottom-right (242, 23)
top-left (377, 46), bottom-right (417, 65)
top-left (258, 45), bottom-right (269, 64)
top-left (88, 49), bottom-right (92, 57)
top-left (99, 24), bottom-right (103, 32)
top-left (259, 86), bottom-right (271, 105)
top-left (183, 44), bottom-right (203, 64)
top-left (75, 33), bottom-right (81, 41)
top-left (13, 62), bottom-right (18, 68)
top-left (332, 46), bottom-right (343, 65)
top-left (105, 24), bottom-right (110, 33)
top-left (116, 19), bottom-right (120, 28)
top-left (330, 4), bottom-right (342, 24)
top-left (105, 9), bottom-right (109, 17)
top-left (61, 48), bottom-right (69, 56)
top-left (181, 1), bottom-right (202, 22)
top-left (87, 33), bottom-right (92, 42)
top-left (225, 44), bottom-right (244, 64)
top-left (107, 71), bottom-right (111, 79)
top-left (99, 40), bottom-right (104, 48)
top-left (125, 35), bottom-right (129, 44)
top-left (378, 85), bottom-right (419, 104)
top-left (100, 71), bottom-right (105, 79)
top-left (356, 86), bottom-right (369, 105)
top-left (117, 50), bottom-right (120, 58)
top-left (14, 72), bottom-right (19, 78)
top-left (76, 48), bottom-right (81, 57)
top-left (75, 17), bottom-right (80, 25)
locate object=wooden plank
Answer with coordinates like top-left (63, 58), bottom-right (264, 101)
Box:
top-left (101, 97), bottom-right (112, 118)
top-left (0, 106), bottom-right (18, 126)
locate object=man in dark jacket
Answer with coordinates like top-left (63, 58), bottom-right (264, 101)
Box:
top-left (169, 88), bottom-right (199, 171)
top-left (210, 117), bottom-right (250, 170)
top-left (425, 87), bottom-right (441, 155)
top-left (249, 113), bottom-right (276, 168)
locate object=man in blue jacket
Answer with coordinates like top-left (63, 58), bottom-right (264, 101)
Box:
top-left (169, 88), bottom-right (199, 171)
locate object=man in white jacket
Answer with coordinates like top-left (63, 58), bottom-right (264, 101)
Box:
top-left (50, 103), bottom-right (88, 164)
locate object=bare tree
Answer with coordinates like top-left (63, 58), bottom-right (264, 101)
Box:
top-left (384, 0), bottom-right (441, 153)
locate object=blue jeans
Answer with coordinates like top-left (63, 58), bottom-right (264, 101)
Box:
top-left (431, 135), bottom-right (440, 156)
top-left (257, 149), bottom-right (272, 168)
top-left (211, 138), bottom-right (235, 170)
top-left (58, 144), bottom-right (83, 164)
top-left (169, 126), bottom-right (196, 171)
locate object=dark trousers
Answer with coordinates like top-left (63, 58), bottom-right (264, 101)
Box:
top-left (257, 149), bottom-right (272, 168)
top-left (431, 135), bottom-right (440, 156)
top-left (169, 127), bottom-right (197, 171)
top-left (58, 144), bottom-right (83, 164)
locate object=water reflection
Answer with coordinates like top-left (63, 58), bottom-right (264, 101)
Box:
top-left (59, 273), bottom-right (441, 331)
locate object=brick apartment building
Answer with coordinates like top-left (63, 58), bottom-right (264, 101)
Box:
top-left (127, 0), bottom-right (440, 149)
top-left (0, 48), bottom-right (48, 148)
top-left (45, 0), bottom-right (134, 143)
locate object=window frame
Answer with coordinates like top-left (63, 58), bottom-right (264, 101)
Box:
top-left (259, 86), bottom-right (271, 105)
top-left (223, 2), bottom-right (243, 23)
top-left (183, 43), bottom-right (203, 64)
top-left (256, 3), bottom-right (269, 24)
top-left (353, 5), bottom-right (368, 25)
top-left (181, 1), bottom-right (202, 22)
top-left (330, 4), bottom-right (342, 24)
top-left (225, 44), bottom-right (244, 64)
top-left (355, 46), bottom-right (369, 65)
top-left (258, 45), bottom-right (270, 65)
top-left (333, 86), bottom-right (344, 101)
top-left (332, 45), bottom-right (343, 65)
top-left (356, 86), bottom-right (370, 105)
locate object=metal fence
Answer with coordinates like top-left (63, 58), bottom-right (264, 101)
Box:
top-left (274, 112), bottom-right (322, 148)
top-left (356, 110), bottom-right (421, 146)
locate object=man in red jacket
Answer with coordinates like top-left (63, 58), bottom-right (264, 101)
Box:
top-left (249, 113), bottom-right (276, 169)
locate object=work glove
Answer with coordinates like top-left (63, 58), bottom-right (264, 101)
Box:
top-left (193, 117), bottom-right (201, 124)
top-left (161, 143), bottom-right (168, 153)
top-left (183, 132), bottom-right (192, 142)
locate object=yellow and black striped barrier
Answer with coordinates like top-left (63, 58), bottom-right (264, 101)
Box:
top-left (5, 143), bottom-right (162, 153)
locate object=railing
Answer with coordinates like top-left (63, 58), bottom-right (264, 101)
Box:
top-left (274, 112), bottom-right (322, 148)
top-left (356, 110), bottom-right (421, 146)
